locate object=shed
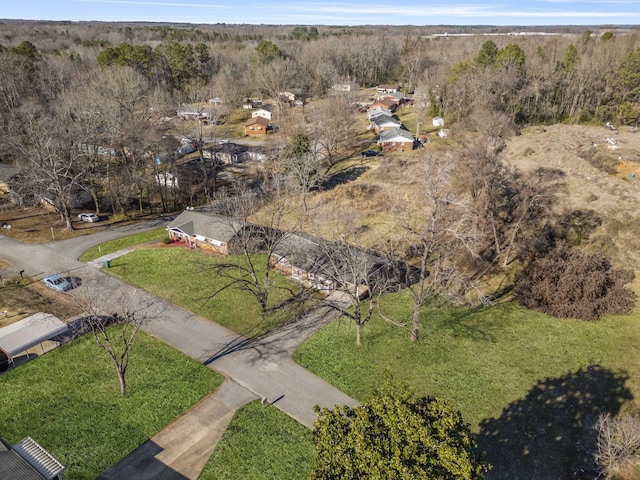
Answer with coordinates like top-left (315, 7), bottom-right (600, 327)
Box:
top-left (432, 117), bottom-right (445, 127)
top-left (0, 313), bottom-right (67, 368)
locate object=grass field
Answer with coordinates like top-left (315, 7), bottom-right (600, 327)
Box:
top-left (105, 247), bottom-right (320, 336)
top-left (294, 292), bottom-right (640, 479)
top-left (199, 401), bottom-right (314, 480)
top-left (78, 227), bottom-right (169, 262)
top-left (0, 329), bottom-right (222, 480)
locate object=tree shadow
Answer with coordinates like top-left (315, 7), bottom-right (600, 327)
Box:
top-left (477, 365), bottom-right (633, 480)
top-left (322, 165), bottom-right (370, 191)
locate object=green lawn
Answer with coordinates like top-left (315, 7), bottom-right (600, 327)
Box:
top-left (105, 247), bottom-right (319, 336)
top-left (79, 227), bottom-right (169, 262)
top-left (294, 292), bottom-right (640, 478)
top-left (199, 401), bottom-right (314, 480)
top-left (0, 329), bottom-right (222, 480)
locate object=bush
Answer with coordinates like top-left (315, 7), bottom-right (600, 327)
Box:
top-left (595, 413), bottom-right (640, 479)
top-left (513, 246), bottom-right (635, 320)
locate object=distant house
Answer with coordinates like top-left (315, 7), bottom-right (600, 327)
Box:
top-left (208, 97), bottom-right (224, 105)
top-left (251, 105), bottom-right (273, 121)
top-left (376, 92), bottom-right (405, 104)
top-left (167, 210), bottom-right (240, 255)
top-left (244, 116), bottom-right (271, 136)
top-left (378, 128), bottom-right (415, 152)
top-left (432, 117), bottom-right (445, 127)
top-left (332, 81), bottom-right (358, 92)
top-left (366, 106), bottom-right (393, 120)
top-left (177, 104), bottom-right (217, 122)
top-left (0, 436), bottom-right (65, 480)
top-left (370, 115), bottom-right (402, 134)
top-left (369, 98), bottom-right (397, 112)
top-left (376, 84), bottom-right (400, 94)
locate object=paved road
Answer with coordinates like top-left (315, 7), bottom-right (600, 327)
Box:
top-left (0, 223), bottom-right (358, 478)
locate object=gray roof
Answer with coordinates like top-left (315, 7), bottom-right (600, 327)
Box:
top-left (167, 210), bottom-right (240, 243)
top-left (273, 233), bottom-right (388, 286)
top-left (371, 115), bottom-right (401, 127)
top-left (0, 313), bottom-right (67, 360)
top-left (379, 127), bottom-right (414, 143)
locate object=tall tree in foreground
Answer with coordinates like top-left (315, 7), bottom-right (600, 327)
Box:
top-left (75, 280), bottom-right (163, 396)
top-left (383, 154), bottom-right (482, 342)
top-left (311, 394), bottom-right (489, 480)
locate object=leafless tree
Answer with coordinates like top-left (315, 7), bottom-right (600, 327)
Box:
top-left (595, 412), bottom-right (640, 479)
top-left (382, 153), bottom-right (484, 342)
top-left (206, 178), bottom-right (301, 314)
top-left (306, 94), bottom-right (358, 172)
top-left (73, 279), bottom-right (163, 396)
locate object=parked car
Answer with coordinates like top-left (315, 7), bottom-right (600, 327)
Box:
top-left (78, 213), bottom-right (99, 223)
top-left (43, 274), bottom-right (72, 292)
top-left (361, 150), bottom-right (382, 157)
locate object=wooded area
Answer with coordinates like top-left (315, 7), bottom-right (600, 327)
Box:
top-left (1, 20), bottom-right (639, 324)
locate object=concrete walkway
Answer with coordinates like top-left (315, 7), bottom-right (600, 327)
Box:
top-left (0, 231), bottom-right (358, 480)
top-left (86, 250), bottom-right (357, 479)
top-left (98, 380), bottom-right (258, 480)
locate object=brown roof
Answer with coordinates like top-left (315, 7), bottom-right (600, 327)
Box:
top-left (244, 116), bottom-right (270, 127)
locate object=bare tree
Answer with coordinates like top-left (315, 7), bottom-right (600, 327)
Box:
top-left (206, 178), bottom-right (301, 314)
top-left (595, 412), bottom-right (640, 479)
top-left (383, 154), bottom-right (483, 342)
top-left (73, 280), bottom-right (162, 396)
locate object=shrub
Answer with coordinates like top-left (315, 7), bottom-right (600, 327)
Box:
top-left (513, 246), bottom-right (635, 320)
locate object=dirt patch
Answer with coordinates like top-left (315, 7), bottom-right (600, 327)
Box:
top-left (502, 124), bottom-right (640, 268)
top-left (0, 278), bottom-right (82, 327)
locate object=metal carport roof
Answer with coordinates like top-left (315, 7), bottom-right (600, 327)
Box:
top-left (0, 313), bottom-right (67, 361)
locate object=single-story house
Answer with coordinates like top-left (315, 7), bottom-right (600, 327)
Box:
top-left (332, 82), bottom-right (358, 92)
top-left (271, 233), bottom-right (393, 297)
top-left (432, 117), bottom-right (445, 127)
top-left (177, 104), bottom-right (217, 122)
top-left (369, 98), bottom-right (397, 112)
top-left (376, 92), bottom-right (405, 104)
top-left (378, 127), bottom-right (415, 152)
top-left (244, 116), bottom-right (271, 136)
top-left (376, 84), bottom-right (400, 94)
top-left (0, 437), bottom-right (65, 480)
top-left (370, 115), bottom-right (402, 134)
top-left (251, 105), bottom-right (273, 121)
top-left (167, 210), bottom-right (241, 255)
top-left (366, 106), bottom-right (393, 120)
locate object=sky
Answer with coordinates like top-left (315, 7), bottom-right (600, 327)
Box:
top-left (2, 0), bottom-right (640, 26)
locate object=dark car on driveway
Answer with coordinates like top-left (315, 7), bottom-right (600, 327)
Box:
top-left (361, 150), bottom-right (382, 157)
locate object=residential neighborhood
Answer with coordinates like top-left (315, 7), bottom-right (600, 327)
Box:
top-left (1, 15), bottom-right (640, 480)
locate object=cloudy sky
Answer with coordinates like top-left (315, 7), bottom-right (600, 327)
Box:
top-left (3, 0), bottom-right (640, 25)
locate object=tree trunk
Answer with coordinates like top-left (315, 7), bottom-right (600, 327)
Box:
top-left (411, 299), bottom-right (421, 342)
top-left (356, 322), bottom-right (362, 349)
top-left (117, 369), bottom-right (126, 396)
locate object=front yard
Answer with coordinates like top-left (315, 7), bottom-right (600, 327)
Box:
top-left (0, 329), bottom-right (222, 480)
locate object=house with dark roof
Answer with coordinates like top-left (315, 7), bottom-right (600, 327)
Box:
top-left (270, 233), bottom-right (394, 296)
top-left (251, 105), bottom-right (273, 121)
top-left (0, 437), bottom-right (65, 480)
top-left (366, 106), bottom-right (393, 121)
top-left (167, 210), bottom-right (241, 255)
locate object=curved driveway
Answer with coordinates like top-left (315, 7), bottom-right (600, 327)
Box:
top-left (0, 221), bottom-right (358, 478)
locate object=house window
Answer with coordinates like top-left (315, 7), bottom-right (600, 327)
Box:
top-left (250, 127), bottom-right (255, 130)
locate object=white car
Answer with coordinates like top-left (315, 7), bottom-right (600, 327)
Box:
top-left (78, 213), bottom-right (99, 223)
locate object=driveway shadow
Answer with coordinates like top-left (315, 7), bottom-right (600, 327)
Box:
top-left (477, 365), bottom-right (633, 480)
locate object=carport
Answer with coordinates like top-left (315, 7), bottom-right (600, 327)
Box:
top-left (0, 313), bottom-right (68, 369)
